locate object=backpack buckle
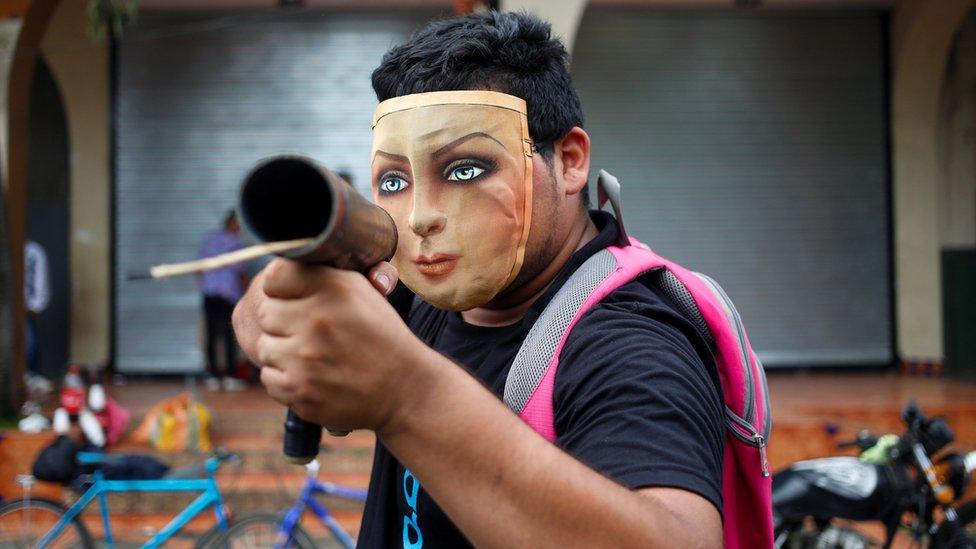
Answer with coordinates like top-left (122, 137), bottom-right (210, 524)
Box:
top-left (597, 170), bottom-right (630, 247)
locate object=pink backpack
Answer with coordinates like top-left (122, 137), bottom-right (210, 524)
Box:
top-left (503, 171), bottom-right (773, 548)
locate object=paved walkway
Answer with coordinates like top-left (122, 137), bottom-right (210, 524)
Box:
top-left (2, 370), bottom-right (975, 546)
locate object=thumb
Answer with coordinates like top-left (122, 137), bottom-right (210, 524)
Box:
top-left (367, 261), bottom-right (399, 296)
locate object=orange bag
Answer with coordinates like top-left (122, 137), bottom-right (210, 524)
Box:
top-left (132, 393), bottom-right (212, 453)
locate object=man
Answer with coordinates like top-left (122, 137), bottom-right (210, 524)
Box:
top-left (198, 211), bottom-right (247, 391)
top-left (234, 11), bottom-right (724, 547)
top-left (19, 239), bottom-right (54, 432)
top-left (24, 239), bottom-right (50, 382)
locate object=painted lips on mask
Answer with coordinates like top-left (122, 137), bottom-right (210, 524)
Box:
top-left (414, 254), bottom-right (459, 278)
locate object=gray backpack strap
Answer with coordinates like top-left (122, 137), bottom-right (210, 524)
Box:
top-left (597, 170), bottom-right (631, 247)
top-left (503, 254), bottom-right (721, 415)
top-left (503, 249), bottom-right (619, 414)
top-left (649, 270), bottom-right (716, 349)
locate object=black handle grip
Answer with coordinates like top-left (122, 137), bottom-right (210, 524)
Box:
top-left (283, 410), bottom-right (323, 464)
top-left (282, 281), bottom-right (415, 463)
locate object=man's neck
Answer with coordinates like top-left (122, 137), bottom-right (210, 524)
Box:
top-left (461, 213), bottom-right (598, 327)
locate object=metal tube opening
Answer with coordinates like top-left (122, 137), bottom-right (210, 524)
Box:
top-left (239, 157), bottom-right (335, 243)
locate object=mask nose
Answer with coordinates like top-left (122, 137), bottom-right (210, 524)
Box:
top-left (409, 184), bottom-right (446, 237)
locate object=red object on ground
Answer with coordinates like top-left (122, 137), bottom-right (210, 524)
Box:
top-left (60, 365), bottom-right (86, 415)
top-left (101, 397), bottom-right (132, 446)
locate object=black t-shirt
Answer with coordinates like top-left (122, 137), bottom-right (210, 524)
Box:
top-left (357, 211), bottom-right (725, 548)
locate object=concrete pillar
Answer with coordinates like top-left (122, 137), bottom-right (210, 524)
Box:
top-left (7, 0), bottom-right (60, 398)
top-left (890, 0), bottom-right (973, 363)
top-left (937, 13), bottom-right (976, 250)
top-left (40, 0), bottom-right (111, 366)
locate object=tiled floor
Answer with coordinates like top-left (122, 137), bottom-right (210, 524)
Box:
top-left (2, 369), bottom-right (975, 546)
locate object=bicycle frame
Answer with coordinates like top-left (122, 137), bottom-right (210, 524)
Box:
top-left (37, 453), bottom-right (229, 549)
top-left (276, 462), bottom-right (367, 549)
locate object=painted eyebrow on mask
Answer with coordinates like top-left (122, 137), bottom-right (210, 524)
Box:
top-left (373, 150), bottom-right (408, 163)
top-left (432, 132), bottom-right (508, 159)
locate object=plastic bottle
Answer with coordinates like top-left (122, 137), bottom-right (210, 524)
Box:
top-left (60, 364), bottom-right (85, 416)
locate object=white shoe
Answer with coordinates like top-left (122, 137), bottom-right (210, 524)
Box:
top-left (20, 400), bottom-right (41, 417)
top-left (53, 408), bottom-right (70, 434)
top-left (221, 377), bottom-right (246, 391)
top-left (204, 377), bottom-right (221, 392)
top-left (18, 412), bottom-right (49, 433)
top-left (24, 375), bottom-right (53, 398)
top-left (79, 408), bottom-right (106, 447)
top-left (89, 384), bottom-right (106, 412)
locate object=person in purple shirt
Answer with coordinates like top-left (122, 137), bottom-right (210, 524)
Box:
top-left (198, 211), bottom-right (248, 391)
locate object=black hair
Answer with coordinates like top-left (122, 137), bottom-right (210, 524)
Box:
top-left (371, 11), bottom-right (584, 158)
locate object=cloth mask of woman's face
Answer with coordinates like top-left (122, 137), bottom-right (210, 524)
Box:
top-left (371, 91), bottom-right (534, 311)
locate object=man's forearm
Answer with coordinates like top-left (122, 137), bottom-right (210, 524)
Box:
top-left (379, 349), bottom-right (716, 548)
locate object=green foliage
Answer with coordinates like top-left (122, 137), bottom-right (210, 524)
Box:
top-left (86, 0), bottom-right (139, 42)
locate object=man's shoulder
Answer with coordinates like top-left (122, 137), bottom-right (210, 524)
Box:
top-left (25, 240), bottom-right (45, 257)
top-left (548, 275), bottom-right (727, 509)
top-left (555, 277), bottom-right (720, 391)
top-left (567, 278), bottom-right (703, 349)
top-left (199, 231), bottom-right (220, 249)
top-left (199, 230), bottom-right (240, 255)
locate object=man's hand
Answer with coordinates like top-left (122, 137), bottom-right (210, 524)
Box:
top-left (233, 260), bottom-right (723, 548)
top-left (233, 259), bottom-right (423, 432)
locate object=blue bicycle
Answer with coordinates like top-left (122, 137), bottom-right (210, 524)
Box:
top-left (213, 459), bottom-right (368, 549)
top-left (0, 450), bottom-right (238, 548)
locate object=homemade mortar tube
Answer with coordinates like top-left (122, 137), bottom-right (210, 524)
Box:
top-left (238, 156), bottom-right (397, 270)
top-left (237, 155), bottom-right (398, 464)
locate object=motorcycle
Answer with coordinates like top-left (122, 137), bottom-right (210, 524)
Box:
top-left (773, 401), bottom-right (976, 548)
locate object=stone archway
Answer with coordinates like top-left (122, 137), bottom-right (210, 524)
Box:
top-left (891, 0), bottom-right (974, 365)
top-left (6, 0), bottom-right (61, 399)
top-left (6, 0), bottom-right (112, 398)
top-left (937, 9), bottom-right (976, 375)
top-left (25, 55), bottom-right (71, 381)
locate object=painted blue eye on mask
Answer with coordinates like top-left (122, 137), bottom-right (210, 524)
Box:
top-left (447, 165), bottom-right (485, 182)
top-left (379, 176), bottom-right (409, 194)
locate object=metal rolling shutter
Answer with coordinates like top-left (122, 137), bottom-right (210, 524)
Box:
top-left (115, 11), bottom-right (433, 373)
top-left (572, 11), bottom-right (891, 366)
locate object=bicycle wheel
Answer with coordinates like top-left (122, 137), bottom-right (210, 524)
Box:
top-left (0, 497), bottom-right (92, 549)
top-left (204, 513), bottom-right (315, 549)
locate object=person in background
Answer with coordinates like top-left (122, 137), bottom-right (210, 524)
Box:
top-left (19, 239), bottom-right (53, 432)
top-left (197, 211), bottom-right (248, 391)
top-left (336, 170), bottom-right (354, 186)
top-left (24, 240), bottom-right (50, 383)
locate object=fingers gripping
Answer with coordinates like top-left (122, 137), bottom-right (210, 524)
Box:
top-left (262, 259), bottom-right (319, 299)
top-left (368, 261), bottom-right (399, 296)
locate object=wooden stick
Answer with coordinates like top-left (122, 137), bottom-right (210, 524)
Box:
top-left (149, 238), bottom-right (315, 279)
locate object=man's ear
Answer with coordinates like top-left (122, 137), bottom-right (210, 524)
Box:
top-left (555, 126), bottom-right (591, 198)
